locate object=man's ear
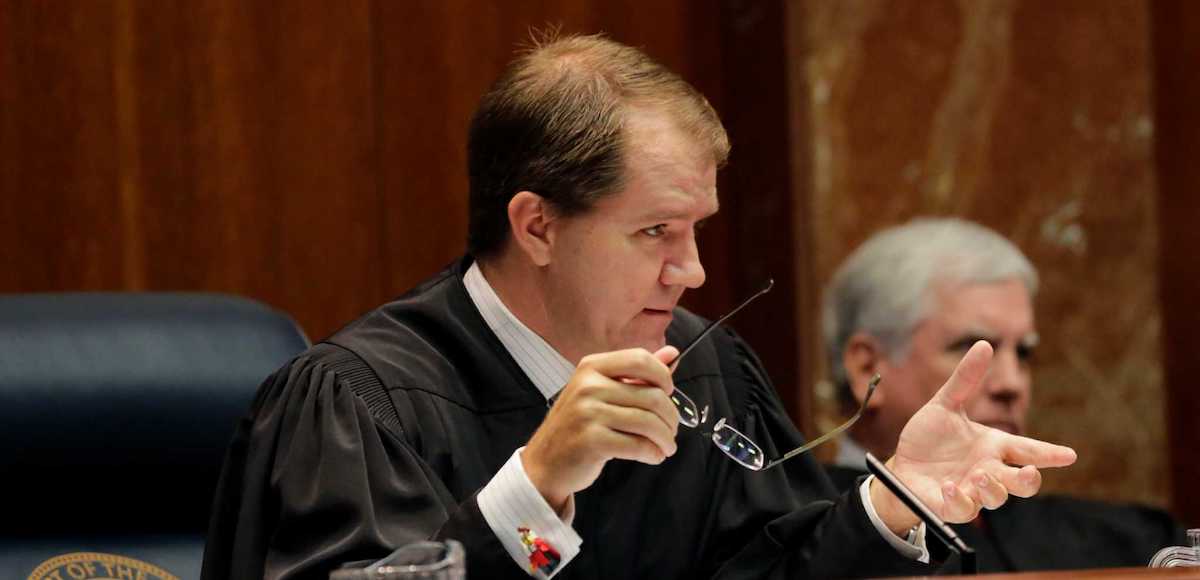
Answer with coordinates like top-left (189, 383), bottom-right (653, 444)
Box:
top-left (507, 191), bottom-right (555, 267)
top-left (843, 332), bottom-right (886, 408)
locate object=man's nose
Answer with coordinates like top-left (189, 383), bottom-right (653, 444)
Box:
top-left (661, 237), bottom-right (706, 289)
top-left (985, 347), bottom-right (1029, 401)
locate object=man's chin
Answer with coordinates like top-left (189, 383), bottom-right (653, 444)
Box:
top-left (619, 332), bottom-right (667, 354)
top-left (637, 336), bottom-right (668, 353)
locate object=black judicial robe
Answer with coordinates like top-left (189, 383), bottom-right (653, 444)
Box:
top-left (825, 463), bottom-right (1185, 572)
top-left (202, 258), bottom-right (938, 579)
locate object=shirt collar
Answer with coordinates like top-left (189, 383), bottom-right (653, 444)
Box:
top-left (463, 261), bottom-right (575, 401)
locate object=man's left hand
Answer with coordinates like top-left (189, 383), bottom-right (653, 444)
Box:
top-left (870, 340), bottom-right (1078, 533)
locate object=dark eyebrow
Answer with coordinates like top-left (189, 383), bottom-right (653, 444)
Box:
top-left (635, 195), bottom-right (720, 224)
top-left (1015, 334), bottom-right (1039, 360)
top-left (636, 210), bottom-right (690, 223)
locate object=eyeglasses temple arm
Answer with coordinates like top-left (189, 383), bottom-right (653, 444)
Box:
top-left (669, 279), bottom-right (774, 373)
top-left (761, 374), bottom-right (880, 471)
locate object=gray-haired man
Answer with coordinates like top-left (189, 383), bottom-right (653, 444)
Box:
top-left (823, 217), bottom-right (1183, 571)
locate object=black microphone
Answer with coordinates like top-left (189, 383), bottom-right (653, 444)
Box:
top-left (865, 452), bottom-right (976, 575)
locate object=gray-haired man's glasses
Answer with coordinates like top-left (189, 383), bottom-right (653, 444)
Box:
top-left (667, 279), bottom-right (879, 471)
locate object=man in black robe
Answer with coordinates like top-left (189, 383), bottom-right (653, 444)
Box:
top-left (202, 35), bottom-right (1077, 579)
top-left (821, 217), bottom-right (1184, 572)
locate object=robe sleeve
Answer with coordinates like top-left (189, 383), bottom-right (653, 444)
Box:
top-left (201, 348), bottom-right (520, 580)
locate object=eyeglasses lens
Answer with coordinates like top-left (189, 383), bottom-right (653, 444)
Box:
top-left (670, 390), bottom-right (701, 428)
top-left (711, 418), bottom-right (765, 471)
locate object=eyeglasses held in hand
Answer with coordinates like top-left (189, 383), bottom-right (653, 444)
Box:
top-left (667, 279), bottom-right (880, 471)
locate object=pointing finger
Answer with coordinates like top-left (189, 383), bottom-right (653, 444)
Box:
top-left (1002, 433), bottom-right (1078, 469)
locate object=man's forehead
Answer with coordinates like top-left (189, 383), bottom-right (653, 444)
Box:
top-left (933, 277), bottom-right (1032, 305)
top-left (928, 279), bottom-right (1036, 332)
top-left (590, 182), bottom-right (710, 220)
top-left (588, 159), bottom-right (719, 219)
top-left (631, 186), bottom-right (719, 218)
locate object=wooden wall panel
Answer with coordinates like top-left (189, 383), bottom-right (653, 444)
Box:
top-left (1151, 0), bottom-right (1200, 527)
top-left (121, 2), bottom-right (384, 339)
top-left (0, 0), bottom-right (743, 345)
top-left (1, 1), bottom-right (387, 340)
top-left (710, 0), bottom-right (813, 431)
top-left (1, 3), bottom-right (123, 290)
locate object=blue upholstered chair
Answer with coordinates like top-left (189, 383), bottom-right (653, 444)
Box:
top-left (0, 293), bottom-right (309, 580)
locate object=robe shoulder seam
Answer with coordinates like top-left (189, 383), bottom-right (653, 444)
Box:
top-left (313, 342), bottom-right (407, 439)
top-left (381, 383), bottom-right (548, 416)
top-left (314, 342), bottom-right (546, 420)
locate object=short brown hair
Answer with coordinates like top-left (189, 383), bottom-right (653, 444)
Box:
top-left (466, 33), bottom-right (730, 259)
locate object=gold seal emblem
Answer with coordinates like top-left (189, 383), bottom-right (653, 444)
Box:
top-left (27, 552), bottom-right (180, 580)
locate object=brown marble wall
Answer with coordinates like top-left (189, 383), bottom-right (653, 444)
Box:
top-left (798, 0), bottom-right (1167, 508)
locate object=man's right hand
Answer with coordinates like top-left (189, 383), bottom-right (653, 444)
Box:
top-left (523, 346), bottom-right (681, 514)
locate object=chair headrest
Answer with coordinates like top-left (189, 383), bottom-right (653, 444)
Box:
top-left (0, 292), bottom-right (309, 534)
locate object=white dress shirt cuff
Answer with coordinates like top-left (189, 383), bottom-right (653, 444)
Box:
top-left (859, 475), bottom-right (931, 563)
top-left (477, 447), bottom-right (582, 577)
